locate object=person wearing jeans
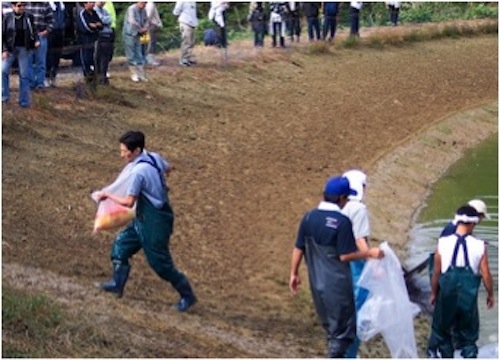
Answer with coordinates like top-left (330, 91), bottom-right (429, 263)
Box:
top-left (2, 2), bottom-right (39, 108)
top-left (25, 2), bottom-right (53, 90)
top-left (322, 2), bottom-right (340, 41)
top-left (123, 2), bottom-right (149, 82)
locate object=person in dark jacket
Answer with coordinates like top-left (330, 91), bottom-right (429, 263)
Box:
top-left (249, 2), bottom-right (267, 47)
top-left (2, 2), bottom-right (39, 108)
top-left (45, 1), bottom-right (65, 87)
top-left (289, 176), bottom-right (384, 357)
top-left (322, 2), bottom-right (340, 41)
top-left (76, 1), bottom-right (102, 83)
top-left (302, 2), bottom-right (321, 41)
top-left (95, 2), bottom-right (113, 85)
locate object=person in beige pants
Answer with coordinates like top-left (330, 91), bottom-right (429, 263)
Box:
top-left (173, 1), bottom-right (198, 67)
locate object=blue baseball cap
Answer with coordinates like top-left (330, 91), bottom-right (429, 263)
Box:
top-left (324, 176), bottom-right (357, 197)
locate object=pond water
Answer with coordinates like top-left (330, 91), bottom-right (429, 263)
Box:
top-left (406, 133), bottom-right (498, 354)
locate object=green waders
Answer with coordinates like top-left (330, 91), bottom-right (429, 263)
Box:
top-left (105, 195), bottom-right (196, 307)
top-left (429, 236), bottom-right (481, 358)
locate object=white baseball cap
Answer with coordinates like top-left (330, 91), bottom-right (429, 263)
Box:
top-left (468, 199), bottom-right (491, 219)
top-left (343, 169), bottom-right (367, 201)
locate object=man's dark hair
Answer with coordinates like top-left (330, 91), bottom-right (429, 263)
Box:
top-left (323, 194), bottom-right (341, 204)
top-left (119, 131), bottom-right (145, 152)
top-left (456, 204), bottom-right (479, 218)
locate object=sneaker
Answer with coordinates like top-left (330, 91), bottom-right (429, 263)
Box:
top-left (188, 60), bottom-right (197, 66)
top-left (106, 71), bottom-right (111, 79)
top-left (179, 60), bottom-right (191, 67)
top-left (131, 74), bottom-right (139, 82)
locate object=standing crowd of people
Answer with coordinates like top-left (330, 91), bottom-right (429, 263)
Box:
top-left (2, 2), bottom-right (405, 108)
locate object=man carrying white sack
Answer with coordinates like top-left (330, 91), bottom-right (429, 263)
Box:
top-left (95, 130), bottom-right (197, 312)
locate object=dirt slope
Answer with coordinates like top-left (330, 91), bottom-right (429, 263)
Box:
top-left (2, 29), bottom-right (498, 357)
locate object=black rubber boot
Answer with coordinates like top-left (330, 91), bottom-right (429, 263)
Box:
top-left (100, 261), bottom-right (130, 298)
top-left (173, 279), bottom-right (197, 312)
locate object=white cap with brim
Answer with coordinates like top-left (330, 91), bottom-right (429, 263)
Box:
top-left (343, 169), bottom-right (367, 202)
top-left (468, 199), bottom-right (491, 220)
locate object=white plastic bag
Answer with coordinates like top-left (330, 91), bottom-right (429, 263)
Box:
top-left (357, 242), bottom-right (420, 358)
top-left (91, 163), bottom-right (136, 233)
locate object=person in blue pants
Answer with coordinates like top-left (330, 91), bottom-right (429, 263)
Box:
top-left (2, 2), bottom-right (39, 108)
top-left (342, 169), bottom-right (382, 358)
top-left (96, 131), bottom-right (197, 312)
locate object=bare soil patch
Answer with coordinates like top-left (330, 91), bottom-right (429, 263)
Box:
top-left (2, 26), bottom-right (498, 357)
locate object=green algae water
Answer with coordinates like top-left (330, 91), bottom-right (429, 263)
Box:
top-left (408, 133), bottom-right (498, 355)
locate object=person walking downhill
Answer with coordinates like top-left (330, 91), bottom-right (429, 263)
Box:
top-left (2, 1), bottom-right (39, 108)
top-left (76, 2), bottom-right (102, 85)
top-left (428, 205), bottom-right (494, 358)
top-left (95, 2), bottom-right (113, 85)
top-left (173, 1), bottom-right (198, 67)
top-left (96, 130), bottom-right (198, 313)
top-left (145, 1), bottom-right (162, 66)
top-left (289, 176), bottom-right (383, 357)
top-left (25, 1), bottom-right (53, 91)
top-left (123, 1), bottom-right (149, 82)
top-left (45, 1), bottom-right (64, 87)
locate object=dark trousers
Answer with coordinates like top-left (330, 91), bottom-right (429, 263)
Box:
top-left (79, 40), bottom-right (97, 78)
top-left (323, 15), bottom-right (338, 40)
top-left (350, 7), bottom-right (360, 36)
top-left (110, 196), bottom-right (187, 288)
top-left (253, 30), bottom-right (265, 47)
top-left (389, 5), bottom-right (400, 26)
top-left (287, 17), bottom-right (301, 41)
top-left (46, 29), bottom-right (64, 80)
top-left (272, 22), bottom-right (285, 48)
top-left (307, 17), bottom-right (321, 41)
top-left (96, 34), bottom-right (114, 84)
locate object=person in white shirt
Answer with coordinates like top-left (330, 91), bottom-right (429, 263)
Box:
top-left (428, 205), bottom-right (494, 358)
top-left (341, 169), bottom-right (379, 358)
top-left (349, 1), bottom-right (362, 36)
top-left (145, 1), bottom-right (163, 66)
top-left (173, 1), bottom-right (198, 67)
top-left (386, 1), bottom-right (401, 26)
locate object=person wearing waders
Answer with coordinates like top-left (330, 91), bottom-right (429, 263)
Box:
top-left (427, 205), bottom-right (494, 358)
top-left (427, 199), bottom-right (491, 356)
top-left (341, 169), bottom-right (382, 358)
top-left (95, 131), bottom-right (197, 312)
top-left (289, 176), bottom-right (384, 357)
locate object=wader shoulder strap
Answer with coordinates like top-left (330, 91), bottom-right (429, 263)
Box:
top-left (451, 235), bottom-right (470, 268)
